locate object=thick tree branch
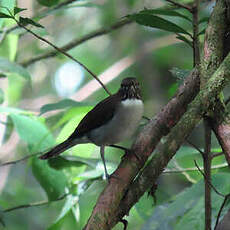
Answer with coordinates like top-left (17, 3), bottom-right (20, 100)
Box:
top-left (84, 47), bottom-right (230, 229)
top-left (111, 52), bottom-right (230, 229)
top-left (199, 2), bottom-right (228, 227)
top-left (19, 18), bottom-right (132, 67)
top-left (195, 0), bottom-right (230, 171)
top-left (84, 68), bottom-right (200, 229)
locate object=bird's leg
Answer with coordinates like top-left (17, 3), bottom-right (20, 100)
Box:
top-left (109, 144), bottom-right (141, 162)
top-left (100, 145), bottom-right (110, 181)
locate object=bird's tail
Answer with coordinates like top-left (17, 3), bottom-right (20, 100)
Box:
top-left (39, 138), bottom-right (76, 160)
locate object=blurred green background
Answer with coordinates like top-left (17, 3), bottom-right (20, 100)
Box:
top-left (0, 0), bottom-right (229, 230)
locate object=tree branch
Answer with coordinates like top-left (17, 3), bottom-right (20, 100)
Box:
top-left (165, 0), bottom-right (192, 12)
top-left (194, 160), bottom-right (225, 198)
top-left (0, 153), bottom-right (39, 167)
top-left (13, 17), bottom-right (111, 96)
top-left (19, 18), bottom-right (132, 67)
top-left (208, 0), bottom-right (230, 165)
top-left (0, 0), bottom-right (77, 39)
top-left (191, 0), bottom-right (201, 66)
top-left (215, 198), bottom-right (230, 230)
top-left (203, 120), bottom-right (212, 230)
top-left (3, 193), bottom-right (68, 212)
top-left (84, 49), bottom-right (230, 229)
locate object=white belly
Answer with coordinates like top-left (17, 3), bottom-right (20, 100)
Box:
top-left (89, 99), bottom-right (143, 146)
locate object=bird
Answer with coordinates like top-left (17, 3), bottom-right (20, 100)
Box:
top-left (40, 77), bottom-right (144, 180)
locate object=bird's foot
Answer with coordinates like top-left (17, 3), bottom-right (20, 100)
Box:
top-left (105, 172), bottom-right (121, 182)
top-left (109, 145), bottom-right (141, 162)
top-left (122, 148), bottom-right (141, 162)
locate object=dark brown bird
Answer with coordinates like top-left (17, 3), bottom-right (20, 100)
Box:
top-left (40, 77), bottom-right (143, 179)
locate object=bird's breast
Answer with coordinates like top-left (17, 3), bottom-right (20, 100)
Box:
top-left (88, 99), bottom-right (144, 146)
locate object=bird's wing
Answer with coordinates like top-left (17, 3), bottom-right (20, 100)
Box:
top-left (68, 93), bottom-right (122, 139)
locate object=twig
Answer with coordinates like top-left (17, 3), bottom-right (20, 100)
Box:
top-left (165, 0), bottom-right (192, 12)
top-left (191, 0), bottom-right (201, 66)
top-left (214, 195), bottom-right (230, 230)
top-left (0, 152), bottom-right (39, 167)
top-left (3, 193), bottom-right (68, 212)
top-left (186, 139), bottom-right (204, 155)
top-left (203, 120), bottom-right (212, 230)
top-left (194, 160), bottom-right (225, 198)
top-left (0, 0), bottom-right (77, 37)
top-left (164, 163), bottom-right (228, 173)
top-left (211, 152), bottom-right (224, 159)
top-left (10, 14), bottom-right (111, 95)
top-left (20, 18), bottom-right (132, 67)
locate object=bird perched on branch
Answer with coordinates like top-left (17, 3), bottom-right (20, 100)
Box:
top-left (40, 77), bottom-right (144, 180)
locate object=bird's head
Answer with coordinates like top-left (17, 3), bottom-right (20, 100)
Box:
top-left (119, 77), bottom-right (142, 100)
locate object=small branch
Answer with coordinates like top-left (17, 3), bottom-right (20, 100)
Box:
top-left (191, 0), bottom-right (201, 66)
top-left (214, 196), bottom-right (230, 230)
top-left (3, 193), bottom-right (68, 213)
top-left (0, 153), bottom-right (39, 167)
top-left (164, 162), bottom-right (228, 173)
top-left (186, 139), bottom-right (204, 155)
top-left (165, 0), bottom-right (192, 12)
top-left (194, 160), bottom-right (225, 198)
top-left (20, 18), bottom-right (132, 67)
top-left (211, 152), bottom-right (224, 159)
top-left (13, 18), bottom-right (111, 96)
top-left (0, 0), bottom-right (77, 38)
top-left (203, 120), bottom-right (212, 230)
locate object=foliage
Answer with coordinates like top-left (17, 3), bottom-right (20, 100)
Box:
top-left (0, 0), bottom-right (228, 230)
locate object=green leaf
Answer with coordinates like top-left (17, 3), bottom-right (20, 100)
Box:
top-left (199, 17), bottom-right (209, 24)
top-left (140, 9), bottom-right (192, 22)
top-left (14, 7), bottom-right (27, 15)
top-left (40, 99), bottom-right (92, 115)
top-left (0, 106), bottom-right (32, 115)
top-left (32, 158), bottom-right (68, 201)
top-left (142, 173), bottom-right (230, 230)
top-left (0, 89), bottom-right (4, 104)
top-left (37, 0), bottom-right (60, 7)
top-left (0, 12), bottom-right (13, 18)
top-left (128, 13), bottom-right (191, 35)
top-left (198, 28), bottom-right (206, 36)
top-left (10, 113), bottom-right (53, 151)
top-left (10, 113), bottom-right (68, 200)
top-left (47, 209), bottom-right (79, 230)
top-left (19, 16), bottom-right (44, 28)
top-left (78, 181), bottom-right (106, 228)
top-left (176, 34), bottom-right (193, 47)
top-left (54, 194), bottom-right (77, 223)
top-left (135, 193), bottom-right (155, 220)
top-left (0, 57), bottom-right (31, 82)
top-left (48, 155), bottom-right (100, 170)
top-left (0, 19), bottom-right (18, 61)
top-left (0, 208), bottom-right (5, 227)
